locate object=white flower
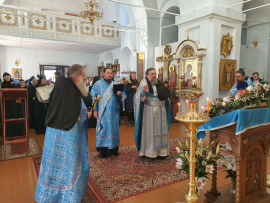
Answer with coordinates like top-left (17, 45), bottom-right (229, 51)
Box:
top-left (227, 163), bottom-right (233, 170)
top-left (206, 164), bottom-right (215, 174)
top-left (202, 161), bottom-right (206, 166)
top-left (176, 158), bottom-right (183, 169)
top-left (235, 94), bottom-right (240, 101)
top-left (195, 177), bottom-right (206, 190)
top-left (232, 166), bottom-right (236, 171)
top-left (223, 96), bottom-right (230, 102)
top-left (263, 84), bottom-right (269, 90)
top-left (176, 147), bottom-right (181, 153)
top-left (222, 101), bottom-right (227, 107)
top-left (247, 86), bottom-right (254, 91)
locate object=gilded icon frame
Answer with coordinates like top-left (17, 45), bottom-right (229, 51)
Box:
top-left (219, 59), bottom-right (236, 90)
top-left (179, 58), bottom-right (199, 91)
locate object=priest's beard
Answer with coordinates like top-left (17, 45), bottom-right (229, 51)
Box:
top-left (150, 78), bottom-right (158, 86)
top-left (236, 79), bottom-right (244, 84)
top-left (75, 76), bottom-right (88, 97)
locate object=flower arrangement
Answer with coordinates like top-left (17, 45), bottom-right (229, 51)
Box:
top-left (203, 82), bottom-right (270, 117)
top-left (175, 138), bottom-right (224, 192)
top-left (221, 155), bottom-right (237, 194)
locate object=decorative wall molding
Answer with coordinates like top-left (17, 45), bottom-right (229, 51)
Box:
top-left (0, 5), bottom-right (121, 47)
top-left (0, 27), bottom-right (121, 46)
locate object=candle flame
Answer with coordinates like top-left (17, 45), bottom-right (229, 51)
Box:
top-left (186, 100), bottom-right (188, 103)
top-left (178, 102), bottom-right (180, 106)
top-left (207, 97), bottom-right (209, 101)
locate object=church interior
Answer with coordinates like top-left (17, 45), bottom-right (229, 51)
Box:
top-left (1, 0), bottom-right (270, 203)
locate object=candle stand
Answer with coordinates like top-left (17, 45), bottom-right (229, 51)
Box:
top-left (175, 102), bottom-right (211, 203)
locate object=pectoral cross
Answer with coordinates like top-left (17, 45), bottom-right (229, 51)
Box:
top-left (156, 44), bottom-right (174, 82)
top-left (186, 28), bottom-right (190, 39)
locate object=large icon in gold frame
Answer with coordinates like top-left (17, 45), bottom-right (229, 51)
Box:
top-left (219, 59), bottom-right (236, 90)
top-left (179, 58), bottom-right (199, 91)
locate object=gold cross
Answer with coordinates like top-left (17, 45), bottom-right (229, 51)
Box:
top-left (186, 27), bottom-right (190, 39)
top-left (35, 19), bottom-right (41, 24)
top-left (62, 23), bottom-right (67, 28)
top-left (5, 15), bottom-right (11, 21)
top-left (85, 26), bottom-right (90, 31)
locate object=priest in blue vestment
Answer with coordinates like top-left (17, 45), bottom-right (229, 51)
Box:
top-left (228, 69), bottom-right (253, 96)
top-left (90, 68), bottom-right (125, 158)
top-left (134, 67), bottom-right (172, 159)
top-left (35, 64), bottom-right (92, 203)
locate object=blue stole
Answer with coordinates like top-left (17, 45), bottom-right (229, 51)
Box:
top-left (96, 81), bottom-right (115, 133)
top-left (96, 81), bottom-right (126, 133)
top-left (134, 79), bottom-right (172, 151)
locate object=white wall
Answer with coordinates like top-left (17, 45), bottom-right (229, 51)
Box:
top-left (155, 2), bottom-right (245, 112)
top-left (239, 25), bottom-right (270, 80)
top-left (0, 46), bottom-right (99, 79)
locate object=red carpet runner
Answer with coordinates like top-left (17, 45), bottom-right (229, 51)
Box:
top-left (88, 137), bottom-right (229, 203)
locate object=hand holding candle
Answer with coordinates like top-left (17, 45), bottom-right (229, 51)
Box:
top-left (207, 98), bottom-right (209, 115)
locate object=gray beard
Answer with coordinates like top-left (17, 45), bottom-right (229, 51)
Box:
top-left (150, 79), bottom-right (158, 86)
top-left (75, 77), bottom-right (88, 97)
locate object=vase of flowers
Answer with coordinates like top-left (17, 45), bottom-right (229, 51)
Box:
top-left (175, 138), bottom-right (224, 193)
top-left (221, 155), bottom-right (237, 194)
top-left (202, 82), bottom-right (270, 118)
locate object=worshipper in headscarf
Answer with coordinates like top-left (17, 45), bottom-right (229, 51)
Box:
top-left (34, 75), bottom-right (48, 134)
top-left (28, 78), bottom-right (37, 129)
top-left (35, 64), bottom-right (92, 203)
top-left (90, 68), bottom-right (126, 158)
top-left (88, 76), bottom-right (99, 128)
top-left (124, 73), bottom-right (139, 127)
top-left (26, 76), bottom-right (34, 88)
top-left (134, 68), bottom-right (172, 159)
top-left (19, 79), bottom-right (27, 88)
top-left (1, 72), bottom-right (26, 138)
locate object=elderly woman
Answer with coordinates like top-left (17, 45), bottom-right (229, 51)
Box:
top-left (1, 72), bottom-right (26, 138)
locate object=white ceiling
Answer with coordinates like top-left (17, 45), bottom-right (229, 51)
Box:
top-left (0, 35), bottom-right (119, 54)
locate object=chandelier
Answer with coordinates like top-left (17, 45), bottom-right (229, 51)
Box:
top-left (80, 0), bottom-right (103, 25)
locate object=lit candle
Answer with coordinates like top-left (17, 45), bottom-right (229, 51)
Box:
top-left (186, 100), bottom-right (189, 112)
top-left (178, 102), bottom-right (180, 115)
top-left (207, 98), bottom-right (209, 115)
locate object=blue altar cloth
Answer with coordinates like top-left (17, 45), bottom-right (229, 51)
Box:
top-left (197, 107), bottom-right (270, 140)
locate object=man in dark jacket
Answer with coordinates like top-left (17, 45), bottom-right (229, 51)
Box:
top-left (250, 72), bottom-right (264, 86)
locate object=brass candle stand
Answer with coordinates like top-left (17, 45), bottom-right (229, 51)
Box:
top-left (175, 102), bottom-right (211, 203)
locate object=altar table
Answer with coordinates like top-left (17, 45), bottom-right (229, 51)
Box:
top-left (196, 108), bottom-right (270, 203)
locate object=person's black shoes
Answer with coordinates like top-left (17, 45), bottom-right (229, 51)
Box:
top-left (99, 155), bottom-right (107, 159)
top-left (157, 156), bottom-right (167, 160)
